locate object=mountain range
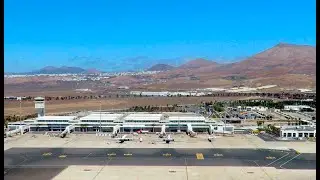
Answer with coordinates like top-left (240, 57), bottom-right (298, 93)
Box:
top-left (5, 43), bottom-right (316, 88)
top-left (147, 64), bottom-right (175, 71)
top-left (5, 66), bottom-right (102, 75)
top-left (156, 43), bottom-right (316, 75)
top-left (149, 43), bottom-right (316, 89)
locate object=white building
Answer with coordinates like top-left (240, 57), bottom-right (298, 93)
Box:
top-left (283, 105), bottom-right (311, 112)
top-left (28, 116), bottom-right (77, 131)
top-left (123, 113), bottom-right (163, 123)
top-left (77, 113), bottom-right (124, 132)
top-left (280, 126), bottom-right (316, 139)
top-left (118, 86), bottom-right (129, 90)
top-left (20, 112), bottom-right (234, 133)
top-left (251, 106), bottom-right (268, 112)
top-left (7, 121), bottom-right (28, 130)
top-left (169, 92), bottom-right (190, 96)
top-left (130, 91), bottom-right (142, 96)
top-left (196, 92), bottom-right (206, 96)
top-left (234, 106), bottom-right (268, 112)
top-left (141, 91), bottom-right (169, 97)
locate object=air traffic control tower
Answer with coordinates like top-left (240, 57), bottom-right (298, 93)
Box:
top-left (34, 97), bottom-right (45, 117)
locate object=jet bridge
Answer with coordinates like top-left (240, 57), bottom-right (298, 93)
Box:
top-left (111, 125), bottom-right (120, 138)
top-left (5, 125), bottom-right (30, 137)
top-left (208, 125), bottom-right (214, 135)
top-left (60, 125), bottom-right (75, 138)
top-left (186, 123), bottom-right (197, 137)
top-left (159, 125), bottom-right (166, 138)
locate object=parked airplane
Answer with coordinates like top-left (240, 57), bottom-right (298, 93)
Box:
top-left (186, 124), bottom-right (197, 137)
top-left (137, 130), bottom-right (149, 134)
top-left (207, 135), bottom-right (218, 142)
top-left (208, 125), bottom-right (214, 135)
top-left (115, 134), bottom-right (134, 143)
top-left (60, 125), bottom-right (75, 138)
top-left (163, 134), bottom-right (174, 144)
top-left (159, 125), bottom-right (166, 138)
top-left (5, 125), bottom-right (29, 138)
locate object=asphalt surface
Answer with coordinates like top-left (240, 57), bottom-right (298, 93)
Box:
top-left (4, 148), bottom-right (316, 179)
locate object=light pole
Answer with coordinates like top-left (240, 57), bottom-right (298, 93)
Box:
top-left (223, 116), bottom-right (226, 136)
top-left (99, 101), bottom-right (102, 132)
top-left (19, 98), bottom-right (22, 122)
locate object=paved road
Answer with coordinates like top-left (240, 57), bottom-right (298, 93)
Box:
top-left (4, 148), bottom-right (315, 169)
top-left (4, 148), bottom-right (316, 179)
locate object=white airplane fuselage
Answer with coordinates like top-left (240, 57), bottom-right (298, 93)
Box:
top-left (111, 125), bottom-right (120, 138)
top-left (159, 125), bottom-right (166, 138)
top-left (164, 134), bottom-right (174, 144)
top-left (187, 124), bottom-right (197, 137)
top-left (118, 135), bottom-right (132, 143)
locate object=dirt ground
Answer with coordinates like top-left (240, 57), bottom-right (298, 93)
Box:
top-left (4, 96), bottom-right (262, 116)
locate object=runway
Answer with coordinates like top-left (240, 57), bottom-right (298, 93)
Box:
top-left (4, 148), bottom-right (316, 179)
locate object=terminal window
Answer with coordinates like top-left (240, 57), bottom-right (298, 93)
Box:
top-left (298, 133), bottom-right (303, 137)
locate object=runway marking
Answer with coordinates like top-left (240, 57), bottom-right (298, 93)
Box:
top-left (4, 155), bottom-right (28, 175)
top-left (107, 153), bottom-right (116, 156)
top-left (83, 153), bottom-right (92, 159)
top-left (213, 153), bottom-right (223, 157)
top-left (266, 152), bottom-right (290, 166)
top-left (265, 156), bottom-right (276, 160)
top-left (280, 154), bottom-right (301, 169)
top-left (59, 155), bottom-right (67, 158)
top-left (196, 153), bottom-right (204, 160)
top-left (163, 153), bottom-right (171, 157)
top-left (124, 153), bottom-right (132, 156)
top-left (42, 152), bottom-right (52, 156)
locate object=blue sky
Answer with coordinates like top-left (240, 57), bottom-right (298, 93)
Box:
top-left (5, 0), bottom-right (316, 72)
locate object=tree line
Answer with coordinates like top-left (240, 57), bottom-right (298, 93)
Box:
top-left (127, 104), bottom-right (187, 112)
top-left (228, 99), bottom-right (316, 109)
top-left (202, 101), bottom-right (224, 112)
top-left (4, 92), bottom-right (316, 102)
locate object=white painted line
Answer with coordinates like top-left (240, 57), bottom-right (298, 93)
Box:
top-left (4, 158), bottom-right (28, 174)
top-left (280, 154), bottom-right (301, 169)
top-left (83, 153), bottom-right (92, 159)
top-left (266, 152), bottom-right (290, 166)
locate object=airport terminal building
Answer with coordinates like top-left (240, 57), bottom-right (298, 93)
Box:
top-left (280, 125), bottom-right (316, 139)
top-left (7, 97), bottom-right (234, 134)
top-left (9, 112), bottom-right (234, 134)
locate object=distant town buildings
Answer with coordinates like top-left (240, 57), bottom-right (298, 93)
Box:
top-left (129, 91), bottom-right (208, 97)
top-left (283, 105), bottom-right (312, 112)
top-left (117, 86), bottom-right (129, 90)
